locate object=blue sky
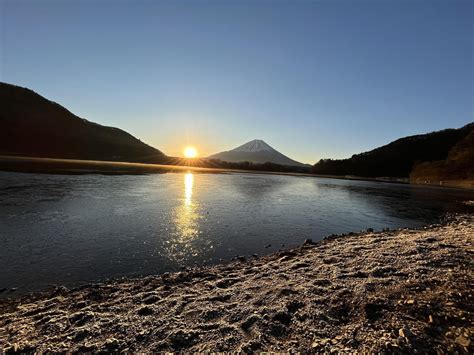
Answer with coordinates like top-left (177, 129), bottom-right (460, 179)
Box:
top-left (1, 0), bottom-right (472, 163)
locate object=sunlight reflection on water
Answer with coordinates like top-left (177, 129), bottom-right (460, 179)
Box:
top-left (184, 172), bottom-right (193, 206)
top-left (167, 173), bottom-right (206, 262)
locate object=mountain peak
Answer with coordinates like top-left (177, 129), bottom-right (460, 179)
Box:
top-left (206, 139), bottom-right (307, 167)
top-left (232, 139), bottom-right (275, 153)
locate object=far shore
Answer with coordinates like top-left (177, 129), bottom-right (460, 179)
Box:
top-left (0, 214), bottom-right (472, 352)
top-left (1, 155), bottom-right (471, 189)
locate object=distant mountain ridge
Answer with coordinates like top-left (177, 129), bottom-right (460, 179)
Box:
top-left (207, 139), bottom-right (307, 167)
top-left (2, 82), bottom-right (471, 182)
top-left (312, 123), bottom-right (474, 178)
top-left (0, 82), bottom-right (167, 163)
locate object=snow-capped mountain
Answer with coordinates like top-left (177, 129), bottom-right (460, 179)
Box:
top-left (231, 139), bottom-right (275, 153)
top-left (206, 139), bottom-right (307, 167)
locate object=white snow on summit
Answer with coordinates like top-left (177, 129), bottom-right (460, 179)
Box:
top-left (231, 139), bottom-right (275, 153)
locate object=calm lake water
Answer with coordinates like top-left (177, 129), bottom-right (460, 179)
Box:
top-left (1, 171), bottom-right (473, 294)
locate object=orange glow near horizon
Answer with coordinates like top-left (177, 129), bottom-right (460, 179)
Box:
top-left (183, 146), bottom-right (198, 158)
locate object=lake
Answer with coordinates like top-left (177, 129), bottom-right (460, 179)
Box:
top-left (1, 171), bottom-right (473, 295)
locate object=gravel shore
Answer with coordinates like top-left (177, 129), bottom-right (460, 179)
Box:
top-left (1, 214), bottom-right (472, 353)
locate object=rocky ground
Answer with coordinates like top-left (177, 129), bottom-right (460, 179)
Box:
top-left (0, 214), bottom-right (472, 353)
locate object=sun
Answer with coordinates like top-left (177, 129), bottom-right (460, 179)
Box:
top-left (183, 146), bottom-right (198, 158)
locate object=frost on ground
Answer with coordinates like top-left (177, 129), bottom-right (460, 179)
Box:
top-left (0, 215), bottom-right (472, 353)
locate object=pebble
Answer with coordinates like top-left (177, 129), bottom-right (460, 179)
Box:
top-left (398, 327), bottom-right (413, 338)
top-left (455, 335), bottom-right (470, 348)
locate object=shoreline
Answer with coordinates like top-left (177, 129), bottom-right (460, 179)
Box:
top-left (1, 214), bottom-right (472, 352)
top-left (1, 155), bottom-right (472, 190)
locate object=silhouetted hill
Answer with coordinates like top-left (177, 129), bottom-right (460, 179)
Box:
top-left (311, 123), bottom-right (474, 178)
top-left (410, 129), bottom-right (474, 182)
top-left (0, 82), bottom-right (166, 163)
top-left (207, 139), bottom-right (308, 167)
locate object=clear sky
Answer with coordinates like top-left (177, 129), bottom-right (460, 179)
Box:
top-left (1, 0), bottom-right (472, 163)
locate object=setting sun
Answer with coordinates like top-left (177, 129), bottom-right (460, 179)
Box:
top-left (183, 146), bottom-right (198, 158)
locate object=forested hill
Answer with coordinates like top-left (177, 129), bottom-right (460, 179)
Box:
top-left (311, 123), bottom-right (474, 178)
top-left (0, 82), bottom-right (167, 163)
top-left (410, 128), bottom-right (474, 183)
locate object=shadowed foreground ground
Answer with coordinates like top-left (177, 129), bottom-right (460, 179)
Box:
top-left (0, 215), bottom-right (472, 353)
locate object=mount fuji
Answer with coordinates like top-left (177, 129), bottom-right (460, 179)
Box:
top-left (206, 139), bottom-right (308, 167)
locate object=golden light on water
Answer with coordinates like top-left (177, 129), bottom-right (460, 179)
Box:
top-left (183, 146), bottom-right (198, 158)
top-left (166, 172), bottom-right (203, 261)
top-left (176, 173), bottom-right (198, 238)
top-left (184, 172), bottom-right (193, 206)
